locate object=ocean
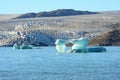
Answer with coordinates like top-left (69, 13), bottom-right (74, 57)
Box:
top-left (0, 46), bottom-right (120, 80)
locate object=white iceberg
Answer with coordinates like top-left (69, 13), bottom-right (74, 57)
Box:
top-left (55, 39), bottom-right (66, 53)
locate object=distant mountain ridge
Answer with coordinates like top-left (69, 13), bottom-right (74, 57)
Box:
top-left (15, 9), bottom-right (98, 19)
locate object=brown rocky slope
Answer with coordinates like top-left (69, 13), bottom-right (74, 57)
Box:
top-left (89, 24), bottom-right (120, 46)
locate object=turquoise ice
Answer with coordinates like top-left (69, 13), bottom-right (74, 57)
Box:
top-left (55, 39), bottom-right (66, 53)
top-left (55, 38), bottom-right (89, 53)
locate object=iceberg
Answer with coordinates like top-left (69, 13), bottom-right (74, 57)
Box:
top-left (55, 39), bottom-right (66, 53)
top-left (13, 43), bottom-right (20, 49)
top-left (13, 43), bottom-right (33, 49)
top-left (71, 38), bottom-right (88, 52)
top-left (20, 44), bottom-right (33, 49)
top-left (55, 37), bottom-right (106, 53)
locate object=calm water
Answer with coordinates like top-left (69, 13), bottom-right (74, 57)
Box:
top-left (0, 47), bottom-right (120, 80)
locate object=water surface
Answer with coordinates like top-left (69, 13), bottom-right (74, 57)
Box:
top-left (0, 47), bottom-right (120, 80)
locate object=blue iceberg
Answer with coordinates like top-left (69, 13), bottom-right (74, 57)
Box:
top-left (55, 38), bottom-right (106, 53)
top-left (13, 43), bottom-right (33, 49)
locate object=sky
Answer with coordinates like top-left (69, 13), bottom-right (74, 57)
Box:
top-left (0, 0), bottom-right (120, 14)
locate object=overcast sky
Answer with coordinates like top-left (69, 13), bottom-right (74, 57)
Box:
top-left (0, 0), bottom-right (120, 14)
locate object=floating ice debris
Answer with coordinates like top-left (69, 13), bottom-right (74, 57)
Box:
top-left (71, 38), bottom-right (88, 51)
top-left (13, 43), bottom-right (33, 49)
top-left (55, 37), bottom-right (106, 53)
top-left (13, 43), bottom-right (20, 49)
top-left (55, 39), bottom-right (66, 53)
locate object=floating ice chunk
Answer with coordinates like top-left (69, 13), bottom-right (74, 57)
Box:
top-left (71, 38), bottom-right (88, 51)
top-left (55, 38), bottom-right (89, 53)
top-left (55, 39), bottom-right (66, 53)
top-left (55, 38), bottom-right (106, 53)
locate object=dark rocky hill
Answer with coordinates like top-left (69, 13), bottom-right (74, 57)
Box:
top-left (89, 24), bottom-right (120, 46)
top-left (15, 9), bottom-right (98, 19)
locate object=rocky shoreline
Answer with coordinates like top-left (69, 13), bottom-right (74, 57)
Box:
top-left (0, 10), bottom-right (120, 46)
